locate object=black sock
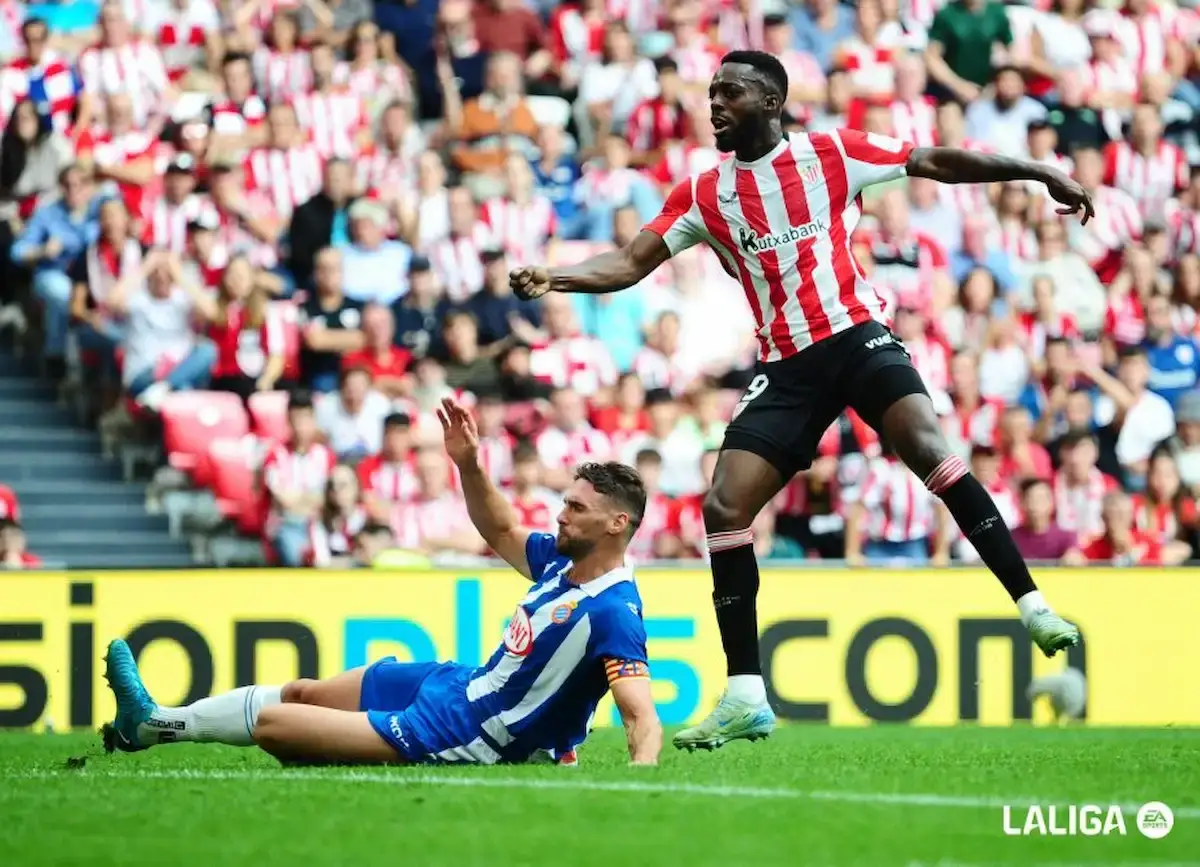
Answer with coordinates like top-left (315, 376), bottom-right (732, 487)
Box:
top-left (708, 534), bottom-right (762, 676)
top-left (937, 473), bottom-right (1038, 602)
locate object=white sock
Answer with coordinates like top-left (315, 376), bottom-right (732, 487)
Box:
top-left (725, 674), bottom-right (767, 704)
top-left (1016, 590), bottom-right (1052, 627)
top-left (138, 685), bottom-right (282, 747)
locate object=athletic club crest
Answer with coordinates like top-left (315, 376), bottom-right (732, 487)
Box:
top-left (799, 160), bottom-right (822, 186)
top-left (504, 606), bottom-right (534, 656)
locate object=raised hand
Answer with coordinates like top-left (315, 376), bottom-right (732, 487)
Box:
top-left (436, 396), bottom-right (480, 468)
top-left (1044, 170), bottom-right (1095, 225)
top-left (509, 265), bottom-right (551, 301)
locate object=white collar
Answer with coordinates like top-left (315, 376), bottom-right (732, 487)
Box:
top-left (571, 565), bottom-right (635, 597)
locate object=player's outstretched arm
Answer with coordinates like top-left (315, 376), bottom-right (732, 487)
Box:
top-left (611, 677), bottom-right (662, 766)
top-left (437, 398), bottom-right (534, 579)
top-left (510, 230), bottom-right (672, 300)
top-left (906, 147), bottom-right (1095, 224)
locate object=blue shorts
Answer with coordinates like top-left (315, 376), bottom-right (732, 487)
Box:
top-left (360, 657), bottom-right (487, 764)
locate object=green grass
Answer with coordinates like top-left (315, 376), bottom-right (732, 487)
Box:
top-left (1, 727), bottom-right (1198, 867)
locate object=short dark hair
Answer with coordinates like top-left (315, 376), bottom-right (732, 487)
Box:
top-left (222, 51), bottom-right (252, 68)
top-left (1118, 345), bottom-right (1147, 363)
top-left (1059, 427), bottom-right (1096, 451)
top-left (514, 440), bottom-right (540, 464)
top-left (635, 448), bottom-right (662, 467)
top-left (288, 388), bottom-right (315, 412)
top-left (1020, 477), bottom-right (1051, 498)
top-left (720, 50), bottom-right (789, 101)
top-left (574, 462), bottom-right (647, 535)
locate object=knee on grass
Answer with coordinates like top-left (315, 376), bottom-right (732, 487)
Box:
top-left (252, 705), bottom-right (296, 759)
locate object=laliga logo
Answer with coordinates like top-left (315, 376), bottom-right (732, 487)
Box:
top-left (503, 607), bottom-right (534, 657)
top-left (1002, 802), bottom-right (1174, 838)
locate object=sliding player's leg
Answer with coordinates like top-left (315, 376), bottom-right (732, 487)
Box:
top-left (252, 704), bottom-right (402, 765)
top-left (281, 667), bottom-right (369, 711)
top-left (844, 326), bottom-right (1079, 656)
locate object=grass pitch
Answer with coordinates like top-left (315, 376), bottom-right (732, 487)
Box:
top-left (1, 726), bottom-right (1197, 867)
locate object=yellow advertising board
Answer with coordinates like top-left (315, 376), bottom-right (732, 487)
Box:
top-left (0, 568), bottom-right (1196, 730)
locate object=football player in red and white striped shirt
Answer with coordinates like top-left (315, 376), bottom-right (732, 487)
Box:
top-left (78, 3), bottom-right (170, 128)
top-left (243, 103), bottom-right (324, 221)
top-left (1103, 104), bottom-right (1188, 221)
top-left (509, 50), bottom-right (1090, 746)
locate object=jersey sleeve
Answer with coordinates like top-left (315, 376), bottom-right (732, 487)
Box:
top-left (642, 178), bottom-right (705, 256)
top-left (835, 129), bottom-right (914, 200)
top-left (524, 531), bottom-right (558, 579)
top-left (592, 598), bottom-right (650, 685)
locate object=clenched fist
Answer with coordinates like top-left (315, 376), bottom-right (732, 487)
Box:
top-left (510, 266), bottom-right (552, 301)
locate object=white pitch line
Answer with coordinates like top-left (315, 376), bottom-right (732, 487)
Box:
top-left (8, 767), bottom-right (1200, 821)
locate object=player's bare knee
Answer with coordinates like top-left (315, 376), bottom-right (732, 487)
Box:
top-left (897, 428), bottom-right (952, 482)
top-left (702, 486), bottom-right (753, 532)
top-left (280, 679), bottom-right (315, 704)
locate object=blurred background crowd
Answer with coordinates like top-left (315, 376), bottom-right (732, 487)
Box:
top-left (2, 0), bottom-right (1200, 570)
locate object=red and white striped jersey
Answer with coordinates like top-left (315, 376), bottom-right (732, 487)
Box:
top-left (479, 196), bottom-right (556, 266)
top-left (1164, 199), bottom-right (1200, 262)
top-left (476, 432), bottom-right (516, 488)
top-left (243, 145), bottom-right (323, 220)
top-left (535, 423), bottom-right (614, 471)
top-left (903, 0), bottom-right (946, 29)
top-left (1104, 291), bottom-right (1146, 347)
top-left (78, 40), bottom-right (169, 126)
top-left (904, 334), bottom-right (950, 393)
top-left (627, 491), bottom-right (675, 562)
top-left (850, 457), bottom-right (936, 542)
top-left (890, 97), bottom-right (938, 149)
top-left (645, 130), bottom-right (915, 362)
top-left (0, 53), bottom-right (81, 133)
top-left (1053, 467), bottom-right (1120, 536)
top-left (334, 61), bottom-right (413, 105)
top-left (1017, 311), bottom-right (1080, 359)
top-left (208, 95), bottom-right (268, 137)
top-left (213, 193), bottom-right (279, 269)
top-left (626, 97), bottom-right (689, 152)
top-left (356, 141), bottom-right (417, 201)
top-left (945, 397), bottom-right (1004, 448)
top-left (713, 3), bottom-right (764, 52)
top-left (392, 495), bottom-right (476, 550)
top-left (631, 345), bottom-right (696, 395)
top-left (228, 0), bottom-right (302, 32)
top-left (427, 223), bottom-right (491, 303)
top-left (261, 441), bottom-right (336, 532)
top-left (252, 46), bottom-right (311, 103)
top-left (1115, 6), bottom-right (1181, 80)
top-left (1069, 184), bottom-right (1143, 269)
top-left (151, 0), bottom-right (219, 82)
top-left (308, 507), bottom-right (367, 566)
top-left (529, 335), bottom-right (619, 396)
top-left (87, 128), bottom-right (158, 215)
top-left (357, 452), bottom-right (420, 504)
top-left (507, 487), bottom-right (563, 534)
top-left (549, 4), bottom-right (606, 68)
top-left (672, 34), bottom-right (722, 85)
top-left (863, 230), bottom-right (948, 311)
top-left (206, 300), bottom-right (288, 378)
top-left (1078, 55), bottom-right (1139, 101)
top-left (140, 194), bottom-right (217, 253)
top-left (292, 88), bottom-right (368, 160)
top-left (836, 39), bottom-right (898, 97)
top-left (993, 218), bottom-right (1039, 263)
top-left (1103, 139), bottom-right (1188, 220)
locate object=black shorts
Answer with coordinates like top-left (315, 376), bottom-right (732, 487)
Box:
top-left (722, 320), bottom-right (929, 479)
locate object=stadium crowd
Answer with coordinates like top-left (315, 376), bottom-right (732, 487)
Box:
top-left (2, 0), bottom-right (1200, 569)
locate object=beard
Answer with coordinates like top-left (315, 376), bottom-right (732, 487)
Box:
top-left (555, 533), bottom-right (595, 560)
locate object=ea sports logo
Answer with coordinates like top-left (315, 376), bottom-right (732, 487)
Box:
top-left (1136, 802), bottom-right (1174, 839)
top-left (504, 607), bottom-right (534, 657)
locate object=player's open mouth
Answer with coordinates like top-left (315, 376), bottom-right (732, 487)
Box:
top-left (712, 116), bottom-right (732, 134)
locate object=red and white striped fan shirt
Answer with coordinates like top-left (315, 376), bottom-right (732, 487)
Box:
top-left (0, 53), bottom-right (80, 133)
top-left (140, 193), bottom-right (217, 253)
top-left (1104, 291), bottom-right (1146, 347)
top-left (357, 452), bottom-right (420, 504)
top-left (934, 137), bottom-right (991, 216)
top-left (292, 88), bottom-right (368, 160)
top-left (1164, 199), bottom-right (1200, 262)
top-left (392, 495), bottom-right (476, 550)
top-left (1053, 467), bottom-right (1119, 536)
top-left (356, 141), bottom-right (417, 201)
top-left (334, 61), bottom-right (413, 106)
top-left (535, 423), bottom-right (614, 471)
top-left (626, 97), bottom-right (689, 152)
top-left (778, 49), bottom-right (825, 124)
top-left (308, 507), bottom-right (367, 566)
top-left (645, 130), bottom-right (915, 362)
top-left (261, 441), bottom-right (337, 534)
top-left (427, 222), bottom-right (492, 303)
top-left (252, 47), bottom-right (311, 103)
top-left (151, 0), bottom-right (219, 83)
top-left (946, 397), bottom-right (1004, 448)
top-left (672, 35), bottom-right (722, 85)
top-left (1116, 6), bottom-right (1181, 80)
top-left (476, 432), bottom-right (516, 488)
top-left (508, 487), bottom-right (562, 534)
top-left (1078, 56), bottom-right (1138, 103)
top-left (1017, 311), bottom-right (1080, 359)
top-left (208, 95), bottom-right (268, 137)
top-left (631, 346), bottom-right (696, 395)
top-left (850, 456), bottom-right (936, 542)
top-left (627, 491), bottom-right (675, 562)
top-left (837, 39), bottom-right (898, 97)
top-left (550, 4), bottom-right (606, 71)
top-left (479, 196), bottom-right (556, 266)
top-left (994, 218), bottom-right (1039, 263)
top-left (213, 193), bottom-right (279, 269)
top-left (1103, 139), bottom-right (1188, 221)
top-left (243, 144), bottom-right (323, 220)
top-left (78, 40), bottom-right (168, 126)
top-left (890, 97), bottom-right (938, 148)
top-left (87, 128), bottom-right (158, 215)
top-left (904, 334), bottom-right (950, 393)
top-left (1069, 185), bottom-right (1143, 271)
top-left (529, 335), bottom-right (619, 396)
top-left (651, 142), bottom-right (723, 187)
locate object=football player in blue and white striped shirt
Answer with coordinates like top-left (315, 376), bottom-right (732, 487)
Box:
top-left (102, 397), bottom-right (662, 766)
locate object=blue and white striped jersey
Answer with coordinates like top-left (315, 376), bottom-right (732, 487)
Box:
top-left (450, 532), bottom-right (651, 762)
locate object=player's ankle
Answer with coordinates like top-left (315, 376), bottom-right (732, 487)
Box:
top-left (726, 674), bottom-right (767, 704)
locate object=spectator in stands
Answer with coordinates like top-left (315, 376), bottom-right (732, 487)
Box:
top-left (207, 162), bottom-right (281, 270)
top-left (979, 312), bottom-right (1030, 404)
top-left (0, 519), bottom-right (40, 569)
top-left (951, 215), bottom-right (1018, 295)
top-left (567, 208), bottom-right (648, 371)
top-left (678, 386), bottom-right (729, 452)
top-left (1081, 488), bottom-right (1191, 565)
top-left (1089, 349), bottom-right (1177, 489)
top-left (925, 0), bottom-right (1012, 104)
top-left (294, 41), bottom-right (371, 161)
top-left (79, 3), bottom-right (169, 129)
top-left (202, 255), bottom-right (287, 399)
top-left (141, 155), bottom-right (207, 255)
top-left (340, 23), bottom-right (413, 115)
top-left (300, 0), bottom-right (371, 51)
top-left (943, 270), bottom-right (1000, 351)
top-left (1165, 390), bottom-right (1200, 492)
top-left (1016, 222), bottom-right (1106, 333)
top-left (82, 92), bottom-right (157, 218)
top-left (496, 340), bottom-right (552, 402)
top-left (997, 404), bottom-right (1052, 483)
top-left (1054, 428), bottom-right (1119, 537)
top-left (13, 164), bottom-right (98, 373)
top-left (479, 153), bottom-right (556, 265)
top-left (1143, 293), bottom-right (1200, 408)
top-left (0, 99), bottom-right (73, 232)
top-left (428, 186), bottom-right (490, 302)
top-left (535, 386), bottom-right (611, 490)
top-left (505, 439), bottom-right (560, 535)
top-left (262, 390), bottom-right (336, 567)
top-left (592, 371), bottom-right (649, 445)
top-left (473, 0), bottom-right (552, 80)
top-left (207, 52), bottom-right (268, 153)
top-left (108, 250), bottom-right (219, 410)
top-left (341, 304), bottom-right (410, 400)
top-left (395, 150), bottom-right (450, 250)
top-left (392, 255), bottom-right (450, 361)
top-left (315, 365), bottom-right (391, 460)
top-left (576, 21), bottom-right (658, 137)
top-left (965, 66), bottom-right (1045, 158)
top-left (531, 291), bottom-right (617, 396)
top-left (299, 247), bottom-right (364, 393)
top-left (467, 248), bottom-right (542, 348)
top-left (1, 17), bottom-right (90, 136)
top-left (626, 448), bottom-right (676, 563)
top-left (530, 124), bottom-right (583, 240)
top-left (790, 0), bottom-right (855, 73)
top-left (340, 197), bottom-right (412, 306)
top-left (907, 176), bottom-right (962, 257)
top-left (0, 483), bottom-right (18, 522)
top-left (244, 103), bottom-right (322, 225)
top-left (844, 441), bottom-right (948, 566)
top-left (451, 52), bottom-right (539, 196)
top-left (1133, 448), bottom-right (1198, 549)
top-left (1010, 478), bottom-right (1085, 564)
top-left (440, 309), bottom-right (500, 394)
top-left (358, 411), bottom-right (419, 522)
top-left (352, 522), bottom-right (399, 567)
top-left (288, 158), bottom-right (358, 289)
top-left (392, 446), bottom-right (486, 556)
top-left (953, 444), bottom-right (1021, 563)
top-left (472, 391), bottom-right (515, 485)
top-left (620, 388), bottom-right (704, 497)
top-left (361, 100), bottom-right (424, 213)
top-left (309, 463), bottom-right (367, 567)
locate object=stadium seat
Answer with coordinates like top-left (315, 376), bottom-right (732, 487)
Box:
top-left (206, 436), bottom-right (265, 536)
top-left (160, 391), bottom-right (250, 478)
top-left (248, 390), bottom-right (290, 442)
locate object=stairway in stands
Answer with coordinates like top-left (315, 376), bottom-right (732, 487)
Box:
top-left (0, 348), bottom-right (194, 568)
